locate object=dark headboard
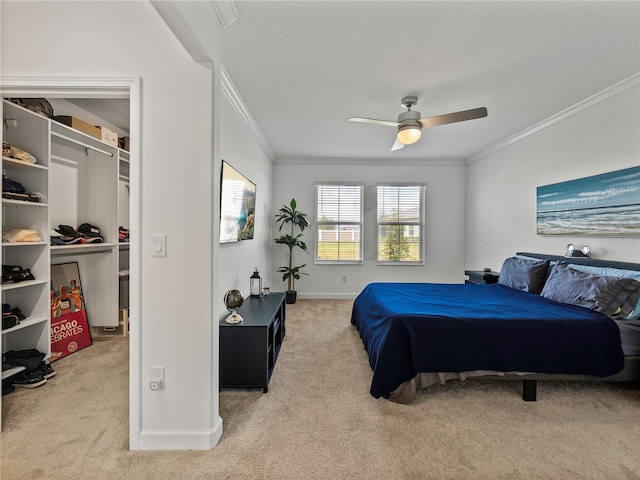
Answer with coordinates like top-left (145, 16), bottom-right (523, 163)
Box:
top-left (516, 252), bottom-right (640, 272)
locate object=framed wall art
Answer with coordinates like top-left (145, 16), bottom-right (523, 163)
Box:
top-left (50, 262), bottom-right (92, 361)
top-left (536, 166), bottom-right (640, 236)
top-left (219, 160), bottom-right (256, 243)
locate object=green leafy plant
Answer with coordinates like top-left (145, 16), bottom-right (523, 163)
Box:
top-left (275, 199), bottom-right (310, 293)
top-left (382, 223), bottom-right (411, 261)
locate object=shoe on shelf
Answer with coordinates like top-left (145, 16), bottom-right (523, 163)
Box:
top-left (12, 371), bottom-right (47, 388)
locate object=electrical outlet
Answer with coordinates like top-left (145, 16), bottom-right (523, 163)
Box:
top-left (150, 366), bottom-right (165, 390)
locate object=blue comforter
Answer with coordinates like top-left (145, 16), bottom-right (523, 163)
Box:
top-left (351, 283), bottom-right (624, 398)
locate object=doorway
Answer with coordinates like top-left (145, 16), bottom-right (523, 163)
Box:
top-left (0, 77), bottom-right (141, 448)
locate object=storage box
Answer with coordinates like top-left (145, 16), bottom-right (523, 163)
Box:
top-left (119, 136), bottom-right (130, 151)
top-left (54, 115), bottom-right (101, 140)
top-left (119, 270), bottom-right (130, 309)
top-left (97, 126), bottom-right (118, 147)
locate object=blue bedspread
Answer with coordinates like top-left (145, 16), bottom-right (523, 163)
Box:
top-left (351, 283), bottom-right (624, 398)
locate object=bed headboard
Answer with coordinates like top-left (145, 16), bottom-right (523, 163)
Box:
top-left (516, 252), bottom-right (640, 272)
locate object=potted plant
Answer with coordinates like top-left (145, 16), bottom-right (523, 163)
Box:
top-left (275, 198), bottom-right (310, 304)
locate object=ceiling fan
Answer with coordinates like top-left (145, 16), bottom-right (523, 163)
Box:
top-left (349, 96), bottom-right (488, 151)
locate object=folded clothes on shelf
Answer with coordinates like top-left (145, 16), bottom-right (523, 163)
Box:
top-left (2, 228), bottom-right (44, 243)
top-left (119, 226), bottom-right (129, 242)
top-left (2, 175), bottom-right (42, 202)
top-left (2, 174), bottom-right (25, 194)
top-left (53, 224), bottom-right (103, 245)
top-left (2, 265), bottom-right (35, 284)
top-left (2, 141), bottom-right (37, 164)
top-left (2, 302), bottom-right (25, 330)
top-left (77, 223), bottom-right (104, 243)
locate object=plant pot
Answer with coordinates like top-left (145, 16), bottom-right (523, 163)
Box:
top-left (285, 291), bottom-right (297, 304)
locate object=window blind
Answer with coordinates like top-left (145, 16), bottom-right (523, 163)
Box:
top-left (377, 185), bottom-right (425, 264)
top-left (316, 184), bottom-right (363, 263)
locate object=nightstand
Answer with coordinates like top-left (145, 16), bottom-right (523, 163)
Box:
top-left (465, 270), bottom-right (500, 285)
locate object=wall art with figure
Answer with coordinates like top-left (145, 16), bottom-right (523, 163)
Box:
top-left (50, 262), bottom-right (92, 361)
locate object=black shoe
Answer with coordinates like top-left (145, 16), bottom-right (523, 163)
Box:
top-left (12, 371), bottom-right (47, 388)
top-left (37, 362), bottom-right (56, 379)
top-left (2, 382), bottom-right (15, 396)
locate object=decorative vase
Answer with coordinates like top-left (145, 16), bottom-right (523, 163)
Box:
top-left (285, 291), bottom-right (297, 304)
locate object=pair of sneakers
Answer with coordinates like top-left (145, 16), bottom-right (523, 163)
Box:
top-left (11, 361), bottom-right (56, 389)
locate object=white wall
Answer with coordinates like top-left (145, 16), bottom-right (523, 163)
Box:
top-left (272, 159), bottom-right (467, 298)
top-left (466, 77), bottom-right (640, 271)
top-left (219, 94), bottom-right (274, 313)
top-left (1, 0), bottom-right (222, 450)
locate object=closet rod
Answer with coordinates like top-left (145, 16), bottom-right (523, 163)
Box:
top-left (51, 247), bottom-right (114, 256)
top-left (51, 131), bottom-right (114, 158)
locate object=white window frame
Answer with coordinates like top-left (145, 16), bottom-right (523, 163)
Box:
top-left (315, 183), bottom-right (364, 264)
top-left (376, 183), bottom-right (425, 265)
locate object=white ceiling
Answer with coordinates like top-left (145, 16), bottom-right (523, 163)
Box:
top-left (220, 1), bottom-right (640, 161)
top-left (61, 2), bottom-right (639, 162)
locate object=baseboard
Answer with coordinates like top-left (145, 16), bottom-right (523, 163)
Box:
top-left (297, 293), bottom-right (359, 300)
top-left (137, 415), bottom-right (223, 450)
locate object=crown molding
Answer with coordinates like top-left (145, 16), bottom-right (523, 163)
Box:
top-left (220, 66), bottom-right (275, 161)
top-left (467, 72), bottom-right (640, 165)
top-left (0, 76), bottom-right (136, 97)
top-left (274, 157), bottom-right (466, 167)
top-left (211, 0), bottom-right (238, 29)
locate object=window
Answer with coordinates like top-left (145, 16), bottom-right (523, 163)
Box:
top-left (377, 184), bottom-right (425, 264)
top-left (315, 184), bottom-right (363, 263)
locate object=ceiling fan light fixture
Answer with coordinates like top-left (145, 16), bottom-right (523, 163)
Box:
top-left (396, 125), bottom-right (422, 145)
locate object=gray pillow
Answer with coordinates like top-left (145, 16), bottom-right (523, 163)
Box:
top-left (498, 257), bottom-right (550, 294)
top-left (541, 263), bottom-right (640, 316)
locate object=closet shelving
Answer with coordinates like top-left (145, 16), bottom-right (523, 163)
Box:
top-left (48, 106), bottom-right (122, 328)
top-left (2, 98), bottom-right (131, 429)
top-left (2, 100), bottom-right (51, 382)
top-left (2, 99), bottom-right (128, 375)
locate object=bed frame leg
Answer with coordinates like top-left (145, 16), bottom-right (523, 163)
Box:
top-left (522, 380), bottom-right (537, 401)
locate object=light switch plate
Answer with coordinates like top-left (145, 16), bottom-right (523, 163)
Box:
top-left (152, 234), bottom-right (167, 257)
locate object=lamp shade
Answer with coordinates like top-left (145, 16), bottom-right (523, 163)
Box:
top-left (396, 125), bottom-right (422, 145)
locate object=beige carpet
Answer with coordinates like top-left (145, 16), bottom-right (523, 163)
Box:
top-left (1, 299), bottom-right (639, 479)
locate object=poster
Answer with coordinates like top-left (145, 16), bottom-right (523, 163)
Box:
top-left (50, 262), bottom-right (92, 362)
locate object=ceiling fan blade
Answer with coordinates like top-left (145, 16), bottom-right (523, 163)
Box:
top-left (349, 117), bottom-right (400, 128)
top-left (419, 107), bottom-right (487, 128)
top-left (391, 138), bottom-right (405, 151)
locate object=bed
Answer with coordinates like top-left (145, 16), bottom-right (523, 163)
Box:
top-left (351, 252), bottom-right (640, 403)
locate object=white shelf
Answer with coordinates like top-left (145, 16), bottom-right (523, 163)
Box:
top-left (51, 243), bottom-right (118, 255)
top-left (2, 366), bottom-right (26, 381)
top-left (50, 120), bottom-right (117, 157)
top-left (1, 279), bottom-right (49, 291)
top-left (2, 157), bottom-right (48, 171)
top-left (1, 199), bottom-right (48, 207)
top-left (1, 315), bottom-right (49, 335)
top-left (2, 241), bottom-right (48, 248)
top-left (2, 100), bottom-right (51, 409)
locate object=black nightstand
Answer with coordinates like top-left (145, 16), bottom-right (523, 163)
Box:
top-left (465, 270), bottom-right (500, 285)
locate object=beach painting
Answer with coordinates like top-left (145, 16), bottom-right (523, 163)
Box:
top-left (536, 166), bottom-right (640, 236)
